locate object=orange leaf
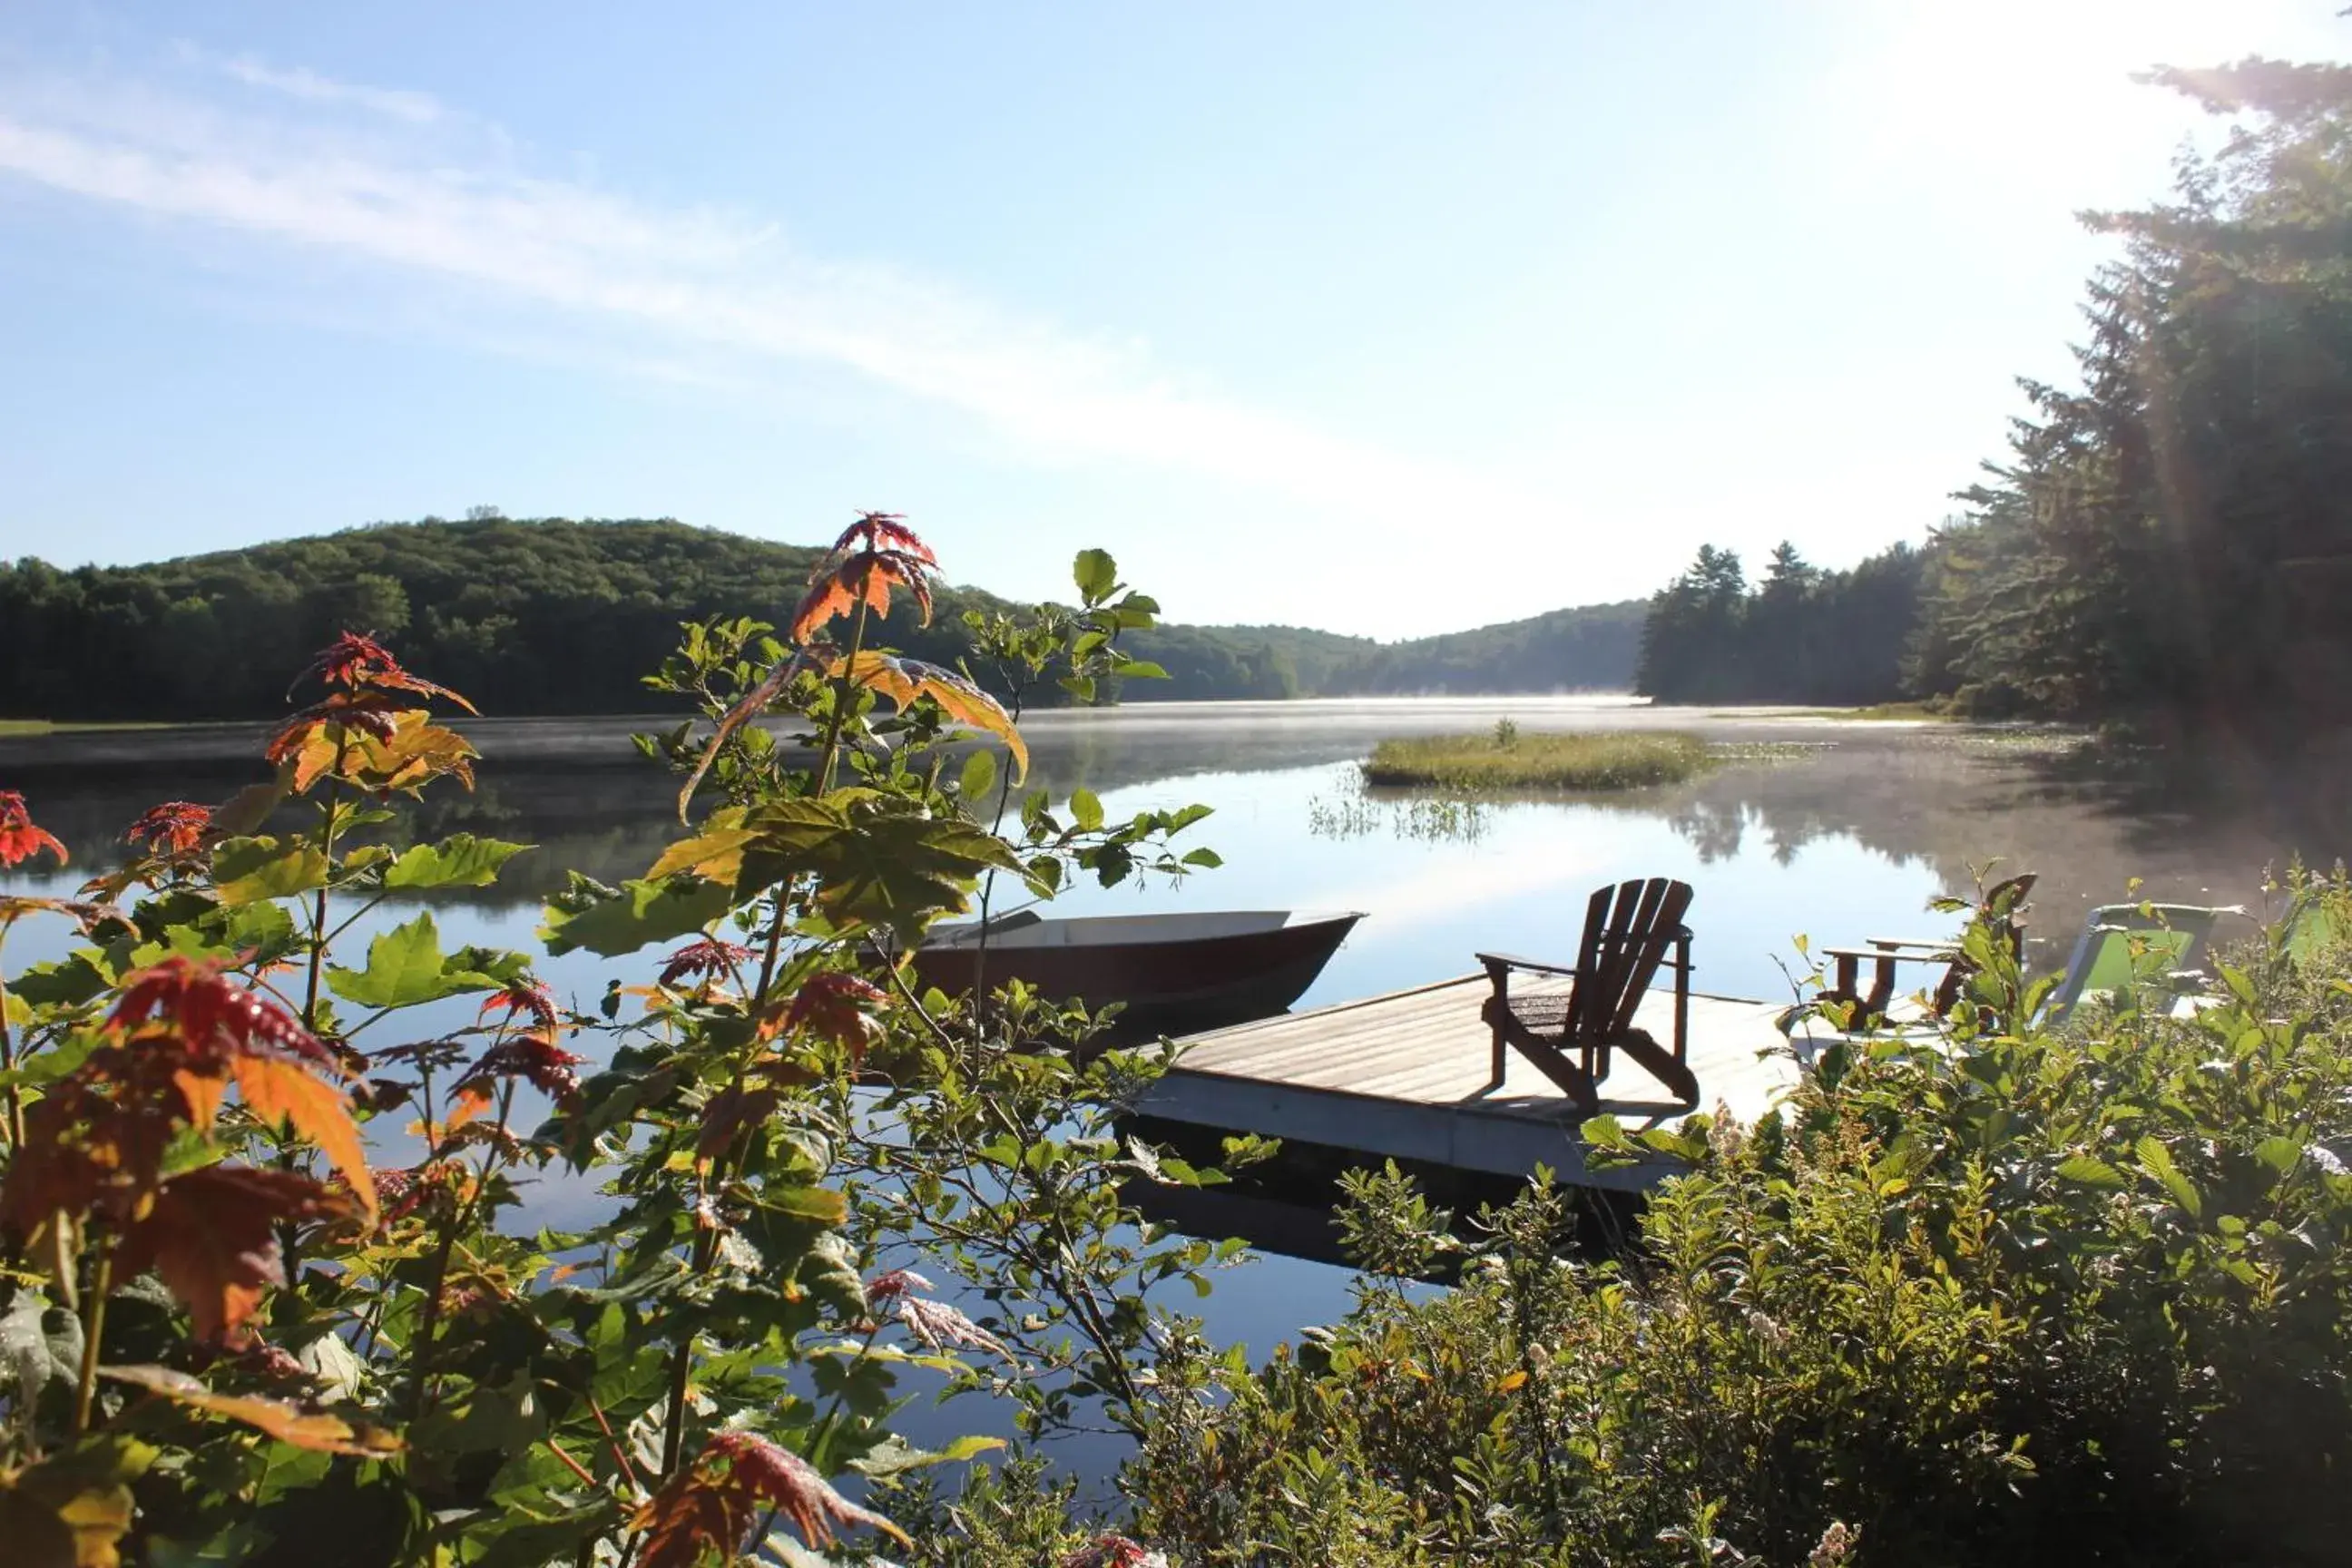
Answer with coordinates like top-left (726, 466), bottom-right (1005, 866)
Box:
top-left (98, 1364), bottom-right (403, 1456)
top-left (833, 652), bottom-right (1028, 781)
top-left (115, 1166), bottom-right (361, 1342)
top-left (172, 1068), bottom-right (230, 1136)
top-left (0, 790), bottom-right (68, 868)
top-left (231, 1055), bottom-right (375, 1223)
top-left (787, 568), bottom-right (861, 643)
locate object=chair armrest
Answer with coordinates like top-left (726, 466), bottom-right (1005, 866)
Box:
top-left (1819, 946), bottom-right (1947, 965)
top-left (1475, 951), bottom-right (1582, 978)
top-left (1866, 936), bottom-right (1961, 954)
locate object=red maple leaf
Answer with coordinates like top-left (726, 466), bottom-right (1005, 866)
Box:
top-left (477, 980), bottom-right (560, 1034)
top-left (111, 956), bottom-right (338, 1070)
top-left (463, 1034), bottom-right (587, 1105)
top-left (830, 510), bottom-right (936, 565)
top-left (864, 1267), bottom-right (933, 1311)
top-left (632, 1429), bottom-right (909, 1564)
top-left (124, 801), bottom-right (214, 857)
top-left (863, 1269), bottom-right (1012, 1359)
top-left (0, 790), bottom-right (67, 868)
top-left (786, 512), bottom-right (938, 642)
top-left (658, 937), bottom-right (756, 989)
top-left (779, 972), bottom-right (888, 1060)
top-left (115, 1165), bottom-right (363, 1342)
top-left (295, 632), bottom-right (478, 713)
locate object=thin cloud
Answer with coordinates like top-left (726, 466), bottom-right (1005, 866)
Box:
top-left (0, 57), bottom-right (1519, 534)
top-left (213, 55), bottom-right (449, 126)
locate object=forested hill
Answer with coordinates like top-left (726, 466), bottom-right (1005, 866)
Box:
top-left (0, 517), bottom-right (1642, 720)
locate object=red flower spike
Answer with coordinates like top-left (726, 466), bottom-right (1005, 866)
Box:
top-left (125, 800), bottom-right (214, 857)
top-left (780, 972), bottom-right (888, 1060)
top-left (632, 1429), bottom-right (910, 1565)
top-left (0, 790), bottom-right (67, 869)
top-left (658, 937), bottom-right (757, 989)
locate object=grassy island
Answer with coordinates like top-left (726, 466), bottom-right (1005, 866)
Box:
top-left (1362, 724), bottom-right (1710, 790)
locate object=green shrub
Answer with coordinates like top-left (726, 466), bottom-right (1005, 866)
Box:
top-left (1120, 877), bottom-right (2352, 1567)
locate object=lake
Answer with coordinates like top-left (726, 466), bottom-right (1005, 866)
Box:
top-left (3, 698), bottom-right (2341, 1484)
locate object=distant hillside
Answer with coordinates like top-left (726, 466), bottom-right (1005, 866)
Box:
top-left (1320, 601), bottom-right (1647, 694)
top-left (0, 517), bottom-right (1639, 720)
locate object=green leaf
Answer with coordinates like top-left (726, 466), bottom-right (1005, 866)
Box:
top-left (538, 875), bottom-right (737, 958)
top-left (1181, 848), bottom-right (1223, 868)
top-left (383, 834), bottom-right (532, 891)
top-left (762, 1186), bottom-right (849, 1225)
top-left (2252, 1135), bottom-right (2305, 1176)
top-left (211, 836), bottom-right (329, 907)
top-left (2054, 1155), bottom-right (2127, 1188)
top-left (2134, 1134), bottom-right (2202, 1218)
top-left (1072, 548), bottom-right (1119, 605)
top-left (1580, 1113), bottom-right (1633, 1152)
top-left (326, 912), bottom-right (477, 1009)
top-left (728, 798), bottom-right (1024, 942)
top-left (848, 1433), bottom-right (1006, 1479)
top-left (958, 750), bottom-right (998, 805)
top-left (1070, 789), bottom-right (1104, 832)
top-left (9, 954), bottom-right (115, 1010)
top-left (1112, 658), bottom-right (1169, 681)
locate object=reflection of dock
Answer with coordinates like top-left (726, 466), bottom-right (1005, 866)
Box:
top-left (1139, 975), bottom-right (1798, 1191)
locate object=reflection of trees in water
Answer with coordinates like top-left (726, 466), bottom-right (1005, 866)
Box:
top-left (10, 717), bottom-right (2347, 938)
top-left (1616, 730), bottom-right (2347, 956)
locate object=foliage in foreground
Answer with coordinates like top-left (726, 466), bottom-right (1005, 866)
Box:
top-left (0, 518), bottom-right (1238, 1565)
top-left (1361, 727), bottom-right (1711, 791)
top-left (1093, 878), bottom-right (2352, 1567)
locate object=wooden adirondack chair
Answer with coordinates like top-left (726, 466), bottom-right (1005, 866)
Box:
top-left (1475, 877), bottom-right (1698, 1115)
top-left (1813, 873), bottom-right (2035, 1031)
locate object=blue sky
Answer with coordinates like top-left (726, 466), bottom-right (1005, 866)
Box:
top-left (2, 4), bottom-right (2346, 637)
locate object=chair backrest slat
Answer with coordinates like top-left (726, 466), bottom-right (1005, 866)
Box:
top-left (1560, 883), bottom-right (1620, 1039)
top-left (1563, 877), bottom-right (1693, 1044)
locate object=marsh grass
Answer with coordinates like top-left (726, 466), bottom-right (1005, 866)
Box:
top-left (1362, 729), bottom-right (1711, 790)
top-left (0, 719), bottom-right (175, 737)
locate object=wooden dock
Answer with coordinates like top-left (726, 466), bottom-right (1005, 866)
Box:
top-left (1136, 974), bottom-right (1799, 1191)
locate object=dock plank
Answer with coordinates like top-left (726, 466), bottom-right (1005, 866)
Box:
top-left (1140, 974), bottom-right (1798, 1191)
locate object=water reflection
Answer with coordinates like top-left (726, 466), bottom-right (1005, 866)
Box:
top-left (5, 701), bottom-right (2337, 987)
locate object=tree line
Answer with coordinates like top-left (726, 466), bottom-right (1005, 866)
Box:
top-left (0, 518), bottom-right (1645, 722)
top-left (1639, 60), bottom-right (2352, 726)
top-left (1635, 541), bottom-right (1928, 705)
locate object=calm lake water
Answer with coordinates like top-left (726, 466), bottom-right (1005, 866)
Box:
top-left (5, 698), bottom-right (2344, 1483)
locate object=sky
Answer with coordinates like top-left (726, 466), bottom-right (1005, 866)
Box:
top-left (2, 4), bottom-right (2347, 639)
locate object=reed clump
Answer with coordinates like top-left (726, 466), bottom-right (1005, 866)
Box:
top-left (1361, 726), bottom-right (1711, 790)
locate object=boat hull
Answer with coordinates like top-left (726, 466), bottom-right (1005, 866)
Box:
top-left (909, 911), bottom-right (1362, 1035)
